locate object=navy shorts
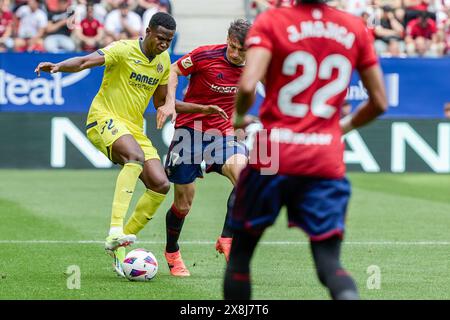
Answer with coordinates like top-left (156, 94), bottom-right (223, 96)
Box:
top-left (229, 166), bottom-right (351, 241)
top-left (165, 126), bottom-right (248, 184)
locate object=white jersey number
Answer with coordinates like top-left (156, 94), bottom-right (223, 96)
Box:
top-left (278, 51), bottom-right (352, 119)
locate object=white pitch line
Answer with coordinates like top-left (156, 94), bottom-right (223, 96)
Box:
top-left (0, 240), bottom-right (450, 246)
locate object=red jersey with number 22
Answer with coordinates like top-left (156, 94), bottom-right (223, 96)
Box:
top-left (175, 44), bottom-right (243, 135)
top-left (246, 4), bottom-right (378, 179)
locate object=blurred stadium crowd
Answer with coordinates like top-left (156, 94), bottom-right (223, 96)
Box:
top-left (0, 0), bottom-right (173, 53)
top-left (1, 0), bottom-right (449, 57)
top-left (250, 0), bottom-right (450, 57)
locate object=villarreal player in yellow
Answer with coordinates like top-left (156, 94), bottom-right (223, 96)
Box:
top-left (35, 12), bottom-right (177, 277)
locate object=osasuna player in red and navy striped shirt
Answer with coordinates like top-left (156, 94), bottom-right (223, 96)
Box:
top-left (160, 20), bottom-right (253, 277)
top-left (224, 0), bottom-right (388, 300)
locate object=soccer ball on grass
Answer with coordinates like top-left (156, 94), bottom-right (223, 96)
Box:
top-left (122, 248), bottom-right (158, 281)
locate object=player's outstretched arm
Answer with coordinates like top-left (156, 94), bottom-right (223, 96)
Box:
top-left (234, 47), bottom-right (271, 128)
top-left (155, 84), bottom-right (177, 129)
top-left (340, 65), bottom-right (388, 133)
top-left (175, 100), bottom-right (229, 120)
top-left (155, 62), bottom-right (183, 129)
top-left (164, 62), bottom-right (183, 110)
top-left (34, 51), bottom-right (105, 76)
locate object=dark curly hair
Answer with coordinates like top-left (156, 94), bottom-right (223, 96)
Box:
top-left (228, 19), bottom-right (252, 46)
top-left (149, 12), bottom-right (177, 31)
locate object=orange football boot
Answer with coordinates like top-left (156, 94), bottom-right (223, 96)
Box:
top-left (164, 250), bottom-right (191, 277)
top-left (215, 237), bottom-right (232, 262)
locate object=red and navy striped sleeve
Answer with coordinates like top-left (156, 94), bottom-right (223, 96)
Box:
top-left (176, 45), bottom-right (227, 76)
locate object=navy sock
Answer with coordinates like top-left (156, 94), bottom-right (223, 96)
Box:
top-left (165, 204), bottom-right (185, 253)
top-left (310, 236), bottom-right (359, 300)
top-left (223, 230), bottom-right (261, 300)
top-left (221, 188), bottom-right (235, 238)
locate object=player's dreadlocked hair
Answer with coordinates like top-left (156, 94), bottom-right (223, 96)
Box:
top-left (228, 19), bottom-right (252, 46)
top-left (149, 12), bottom-right (177, 31)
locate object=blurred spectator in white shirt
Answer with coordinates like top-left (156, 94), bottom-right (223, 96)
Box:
top-left (104, 0), bottom-right (141, 44)
top-left (135, 0), bottom-right (158, 17)
top-left (141, 0), bottom-right (175, 52)
top-left (435, 0), bottom-right (450, 27)
top-left (14, 0), bottom-right (47, 52)
top-left (343, 0), bottom-right (370, 16)
top-left (141, 0), bottom-right (171, 34)
top-left (438, 4), bottom-right (450, 54)
top-left (104, 0), bottom-right (137, 11)
top-left (141, 1), bottom-right (158, 28)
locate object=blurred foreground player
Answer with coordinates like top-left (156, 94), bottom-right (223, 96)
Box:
top-left (35, 12), bottom-right (177, 277)
top-left (224, 0), bottom-right (388, 300)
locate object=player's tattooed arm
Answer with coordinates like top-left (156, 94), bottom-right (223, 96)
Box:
top-left (234, 47), bottom-right (271, 128)
top-left (34, 51), bottom-right (105, 76)
top-left (175, 100), bottom-right (229, 120)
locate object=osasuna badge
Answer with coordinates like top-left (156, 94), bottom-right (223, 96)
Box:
top-left (157, 63), bottom-right (164, 73)
top-left (181, 57), bottom-right (193, 69)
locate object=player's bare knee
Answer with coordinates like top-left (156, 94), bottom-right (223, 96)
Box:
top-left (159, 180), bottom-right (171, 194)
top-left (176, 205), bottom-right (191, 217)
top-left (149, 179), bottom-right (170, 195)
top-left (174, 197), bottom-right (193, 215)
top-left (223, 156), bottom-right (247, 184)
top-left (125, 150), bottom-right (145, 164)
top-left (178, 199), bottom-right (193, 213)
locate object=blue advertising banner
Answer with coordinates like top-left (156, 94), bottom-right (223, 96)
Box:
top-left (1, 53), bottom-right (101, 113)
top-left (0, 53), bottom-right (449, 117)
top-left (347, 58), bottom-right (450, 118)
top-left (0, 53), bottom-right (186, 113)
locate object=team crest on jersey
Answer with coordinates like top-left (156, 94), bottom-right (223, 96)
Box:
top-left (157, 63), bottom-right (164, 73)
top-left (181, 57), bottom-right (193, 69)
top-left (111, 128), bottom-right (118, 135)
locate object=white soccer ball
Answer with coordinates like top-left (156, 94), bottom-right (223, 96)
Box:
top-left (122, 248), bottom-right (158, 281)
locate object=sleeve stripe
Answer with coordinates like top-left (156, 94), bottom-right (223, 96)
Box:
top-left (97, 49), bottom-right (105, 56)
top-left (194, 52), bottom-right (224, 63)
top-left (192, 48), bottom-right (226, 61)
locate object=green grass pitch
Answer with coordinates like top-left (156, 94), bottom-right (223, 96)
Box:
top-left (0, 170), bottom-right (449, 300)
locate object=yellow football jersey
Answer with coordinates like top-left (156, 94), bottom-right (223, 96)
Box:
top-left (87, 39), bottom-right (171, 132)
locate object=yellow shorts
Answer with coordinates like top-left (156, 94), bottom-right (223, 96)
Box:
top-left (86, 117), bottom-right (160, 162)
